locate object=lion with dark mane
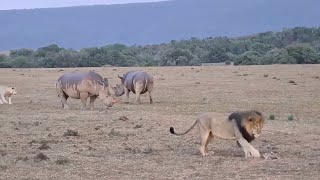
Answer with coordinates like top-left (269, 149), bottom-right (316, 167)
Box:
top-left (170, 110), bottom-right (265, 158)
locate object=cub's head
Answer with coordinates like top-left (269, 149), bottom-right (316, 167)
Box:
top-left (244, 110), bottom-right (265, 138)
top-left (7, 86), bottom-right (17, 96)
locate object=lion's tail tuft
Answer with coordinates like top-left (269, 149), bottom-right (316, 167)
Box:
top-left (169, 127), bottom-right (175, 134)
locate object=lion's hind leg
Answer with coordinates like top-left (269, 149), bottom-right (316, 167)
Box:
top-left (199, 130), bottom-right (211, 156)
top-left (205, 132), bottom-right (214, 155)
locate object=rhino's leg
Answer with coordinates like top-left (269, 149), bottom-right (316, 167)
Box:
top-left (0, 97), bottom-right (3, 104)
top-left (80, 92), bottom-right (89, 110)
top-left (89, 95), bottom-right (98, 110)
top-left (61, 93), bottom-right (69, 110)
top-left (0, 94), bottom-right (8, 104)
top-left (148, 91), bottom-right (153, 104)
top-left (135, 82), bottom-right (143, 104)
top-left (123, 88), bottom-right (130, 103)
top-left (134, 82), bottom-right (144, 104)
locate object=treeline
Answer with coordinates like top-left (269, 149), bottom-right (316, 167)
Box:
top-left (1, 26), bottom-right (320, 68)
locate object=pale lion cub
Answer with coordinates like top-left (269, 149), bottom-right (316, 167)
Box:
top-left (0, 85), bottom-right (17, 105)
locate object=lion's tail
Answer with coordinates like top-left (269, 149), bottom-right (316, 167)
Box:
top-left (169, 120), bottom-right (198, 136)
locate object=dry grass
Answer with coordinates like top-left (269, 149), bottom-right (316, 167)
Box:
top-left (0, 65), bottom-right (320, 179)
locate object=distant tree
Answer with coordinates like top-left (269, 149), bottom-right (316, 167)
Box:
top-left (1, 27), bottom-right (320, 68)
top-left (10, 48), bottom-right (34, 57)
top-left (260, 49), bottom-right (295, 64)
top-left (286, 43), bottom-right (319, 64)
top-left (35, 44), bottom-right (64, 57)
top-left (249, 42), bottom-right (274, 55)
top-left (160, 48), bottom-right (194, 66)
top-left (11, 56), bottom-right (37, 68)
top-left (234, 51), bottom-right (261, 65)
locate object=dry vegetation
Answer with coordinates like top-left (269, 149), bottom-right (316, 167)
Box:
top-left (0, 65), bottom-right (320, 179)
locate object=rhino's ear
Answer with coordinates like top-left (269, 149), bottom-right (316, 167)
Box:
top-left (103, 78), bottom-right (109, 85)
top-left (98, 80), bottom-right (105, 86)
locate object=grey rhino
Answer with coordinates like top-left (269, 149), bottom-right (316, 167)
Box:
top-left (56, 71), bottom-right (120, 109)
top-left (111, 70), bottom-right (154, 104)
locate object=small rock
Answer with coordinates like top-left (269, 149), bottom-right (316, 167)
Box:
top-left (263, 152), bottom-right (280, 160)
top-left (134, 125), bottom-right (143, 129)
top-left (94, 126), bottom-right (103, 130)
top-left (119, 116), bottom-right (129, 121)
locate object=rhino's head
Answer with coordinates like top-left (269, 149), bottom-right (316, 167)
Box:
top-left (98, 78), bottom-right (121, 107)
top-left (110, 75), bottom-right (125, 97)
top-left (111, 84), bottom-right (125, 97)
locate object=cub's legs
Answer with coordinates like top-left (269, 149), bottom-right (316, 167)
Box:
top-left (0, 94), bottom-right (8, 104)
top-left (8, 97), bottom-right (12, 104)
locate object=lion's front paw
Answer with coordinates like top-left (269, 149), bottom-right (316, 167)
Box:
top-left (244, 148), bottom-right (260, 158)
top-left (250, 148), bottom-right (261, 158)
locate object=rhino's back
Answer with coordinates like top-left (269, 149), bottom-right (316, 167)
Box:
top-left (58, 71), bottom-right (103, 90)
top-left (124, 71), bottom-right (152, 94)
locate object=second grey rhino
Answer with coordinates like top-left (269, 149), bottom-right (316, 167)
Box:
top-left (111, 70), bottom-right (154, 104)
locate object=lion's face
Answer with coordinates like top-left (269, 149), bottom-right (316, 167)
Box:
top-left (247, 115), bottom-right (265, 137)
top-left (8, 86), bottom-right (17, 95)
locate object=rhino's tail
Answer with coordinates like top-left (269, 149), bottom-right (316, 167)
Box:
top-left (170, 120), bottom-right (198, 136)
top-left (143, 76), bottom-right (148, 92)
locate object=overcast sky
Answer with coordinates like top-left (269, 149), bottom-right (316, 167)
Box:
top-left (0, 0), bottom-right (168, 10)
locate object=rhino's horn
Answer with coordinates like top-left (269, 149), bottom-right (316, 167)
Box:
top-left (118, 75), bottom-right (123, 79)
top-left (109, 83), bottom-right (117, 93)
top-left (112, 97), bottom-right (122, 104)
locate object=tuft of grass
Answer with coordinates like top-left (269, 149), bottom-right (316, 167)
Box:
top-left (287, 114), bottom-right (294, 121)
top-left (0, 165), bottom-right (7, 171)
top-left (288, 80), bottom-right (295, 83)
top-left (0, 150), bottom-right (7, 157)
top-left (38, 141), bottom-right (50, 150)
top-left (34, 153), bottom-right (49, 162)
top-left (264, 74), bottom-right (269, 77)
top-left (63, 129), bottom-right (79, 136)
top-left (134, 124), bottom-right (143, 129)
top-left (16, 156), bottom-right (29, 162)
top-left (55, 158), bottom-right (70, 165)
top-left (269, 113), bottom-right (275, 120)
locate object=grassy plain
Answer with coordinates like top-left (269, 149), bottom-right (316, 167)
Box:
top-left (0, 65), bottom-right (319, 179)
